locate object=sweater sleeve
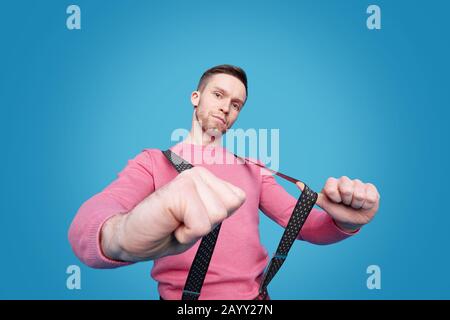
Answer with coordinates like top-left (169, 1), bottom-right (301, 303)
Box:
top-left (68, 150), bottom-right (156, 268)
top-left (258, 170), bottom-right (358, 245)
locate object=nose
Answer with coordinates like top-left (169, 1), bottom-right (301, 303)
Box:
top-left (219, 100), bottom-right (230, 114)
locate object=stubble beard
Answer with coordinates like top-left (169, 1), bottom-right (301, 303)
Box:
top-left (196, 109), bottom-right (227, 136)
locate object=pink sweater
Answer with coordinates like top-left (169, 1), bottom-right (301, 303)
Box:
top-left (68, 142), bottom-right (357, 300)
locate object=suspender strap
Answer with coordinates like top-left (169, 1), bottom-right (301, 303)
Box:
top-left (162, 149), bottom-right (222, 300)
top-left (257, 184), bottom-right (318, 299)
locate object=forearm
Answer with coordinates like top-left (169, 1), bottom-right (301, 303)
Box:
top-left (100, 195), bottom-right (177, 262)
top-left (298, 208), bottom-right (359, 244)
top-left (100, 213), bottom-right (135, 262)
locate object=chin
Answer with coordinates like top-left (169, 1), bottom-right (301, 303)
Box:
top-left (205, 127), bottom-right (226, 136)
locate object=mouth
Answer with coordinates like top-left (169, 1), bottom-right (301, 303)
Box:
top-left (212, 115), bottom-right (226, 126)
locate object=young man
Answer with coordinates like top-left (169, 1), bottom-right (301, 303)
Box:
top-left (68, 65), bottom-right (380, 300)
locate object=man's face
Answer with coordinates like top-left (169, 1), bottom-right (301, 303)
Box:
top-left (191, 73), bottom-right (247, 135)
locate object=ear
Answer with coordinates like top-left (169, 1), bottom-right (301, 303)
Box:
top-left (191, 91), bottom-right (200, 108)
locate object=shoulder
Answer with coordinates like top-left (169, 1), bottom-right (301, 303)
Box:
top-left (139, 148), bottom-right (174, 169)
top-left (137, 148), bottom-right (167, 165)
top-left (121, 148), bottom-right (164, 171)
top-left (141, 148), bottom-right (163, 158)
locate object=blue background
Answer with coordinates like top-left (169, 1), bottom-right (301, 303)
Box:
top-left (0, 0), bottom-right (449, 299)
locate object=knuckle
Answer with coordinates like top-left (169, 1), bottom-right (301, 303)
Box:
top-left (366, 195), bottom-right (378, 204)
top-left (225, 198), bottom-right (239, 211)
top-left (235, 188), bottom-right (247, 203)
top-left (366, 182), bottom-right (378, 192)
top-left (176, 173), bottom-right (196, 189)
top-left (192, 166), bottom-right (211, 177)
top-left (353, 192), bottom-right (365, 201)
top-left (177, 168), bottom-right (194, 180)
top-left (236, 191), bottom-right (247, 206)
top-left (192, 166), bottom-right (206, 173)
top-left (224, 195), bottom-right (245, 214)
top-left (212, 207), bottom-right (228, 222)
top-left (187, 167), bottom-right (202, 176)
top-left (366, 182), bottom-right (375, 188)
top-left (180, 167), bottom-right (203, 180)
top-left (339, 184), bottom-right (353, 195)
top-left (324, 186), bottom-right (338, 196)
top-left (326, 177), bottom-right (338, 184)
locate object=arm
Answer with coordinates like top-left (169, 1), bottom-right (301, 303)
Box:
top-left (68, 150), bottom-right (156, 268)
top-left (68, 151), bottom-right (247, 268)
top-left (258, 172), bottom-right (357, 245)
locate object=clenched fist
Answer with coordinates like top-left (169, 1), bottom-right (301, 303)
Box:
top-left (101, 167), bottom-right (246, 262)
top-left (297, 176), bottom-right (380, 232)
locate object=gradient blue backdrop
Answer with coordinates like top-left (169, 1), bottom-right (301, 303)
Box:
top-left (0, 0), bottom-right (449, 299)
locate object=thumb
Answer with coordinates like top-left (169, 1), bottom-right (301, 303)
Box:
top-left (315, 192), bottom-right (326, 209)
top-left (295, 181), bottom-right (325, 209)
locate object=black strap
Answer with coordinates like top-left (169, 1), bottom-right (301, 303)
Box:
top-left (161, 149), bottom-right (318, 300)
top-left (162, 149), bottom-right (223, 300)
top-left (257, 184), bottom-right (317, 299)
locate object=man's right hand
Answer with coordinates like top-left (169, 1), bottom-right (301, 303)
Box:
top-left (101, 166), bottom-right (246, 262)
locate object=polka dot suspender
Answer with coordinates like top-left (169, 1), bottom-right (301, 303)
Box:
top-left (162, 149), bottom-right (219, 300)
top-left (257, 183), bottom-right (317, 300)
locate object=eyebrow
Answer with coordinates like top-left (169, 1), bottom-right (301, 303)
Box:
top-left (211, 86), bottom-right (245, 105)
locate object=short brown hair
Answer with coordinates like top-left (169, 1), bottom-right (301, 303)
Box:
top-left (197, 64), bottom-right (248, 101)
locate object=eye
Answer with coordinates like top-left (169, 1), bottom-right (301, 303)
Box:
top-left (214, 92), bottom-right (222, 98)
top-left (232, 103), bottom-right (241, 111)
